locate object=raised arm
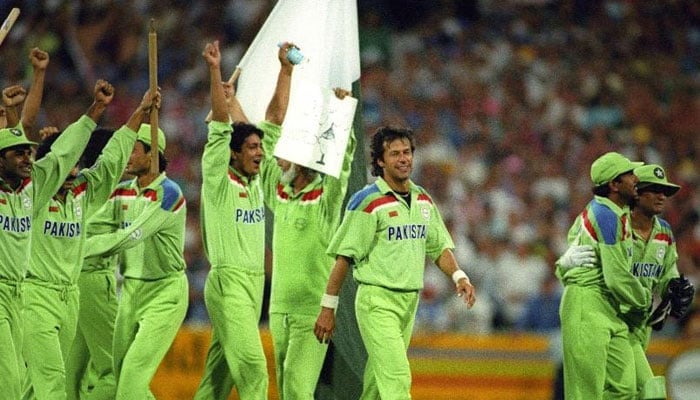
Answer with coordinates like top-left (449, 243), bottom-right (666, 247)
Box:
top-left (125, 87), bottom-right (160, 132)
top-left (203, 40), bottom-right (230, 124)
top-left (85, 80), bottom-right (115, 123)
top-left (2, 85), bottom-right (26, 128)
top-left (264, 42), bottom-right (295, 125)
top-left (21, 48), bottom-right (50, 138)
top-left (223, 72), bottom-right (249, 123)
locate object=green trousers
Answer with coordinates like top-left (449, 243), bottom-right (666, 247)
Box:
top-left (355, 284), bottom-right (419, 400)
top-left (270, 312), bottom-right (328, 400)
top-left (21, 279), bottom-right (79, 400)
top-left (194, 267), bottom-right (268, 400)
top-left (65, 270), bottom-right (118, 400)
top-left (0, 280), bottom-right (23, 400)
top-left (560, 285), bottom-right (636, 400)
top-left (629, 327), bottom-right (666, 400)
top-left (113, 273), bottom-right (188, 400)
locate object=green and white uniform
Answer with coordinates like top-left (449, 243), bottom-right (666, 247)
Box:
top-left (22, 125), bottom-right (135, 399)
top-left (65, 209), bottom-right (120, 400)
top-left (557, 196), bottom-right (651, 400)
top-left (194, 121), bottom-right (270, 400)
top-left (84, 173), bottom-right (188, 400)
top-left (629, 217), bottom-right (678, 399)
top-left (328, 177), bottom-right (453, 400)
top-left (261, 124), bottom-right (355, 399)
top-left (0, 117), bottom-right (94, 399)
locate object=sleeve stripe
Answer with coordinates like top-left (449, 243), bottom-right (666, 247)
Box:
top-left (582, 208), bottom-right (599, 241)
top-left (363, 195), bottom-right (398, 213)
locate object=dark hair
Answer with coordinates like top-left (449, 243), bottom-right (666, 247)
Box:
top-left (370, 126), bottom-right (415, 177)
top-left (230, 122), bottom-right (263, 153)
top-left (591, 175), bottom-right (623, 197)
top-left (139, 140), bottom-right (168, 172)
top-left (80, 128), bottom-right (115, 168)
top-left (35, 131), bottom-right (63, 160)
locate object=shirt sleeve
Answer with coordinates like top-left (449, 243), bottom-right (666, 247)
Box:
top-left (326, 207), bottom-right (375, 262)
top-left (596, 209), bottom-right (650, 313)
top-left (201, 121), bottom-right (233, 191)
top-left (78, 125), bottom-right (137, 218)
top-left (83, 194), bottom-right (180, 258)
top-left (425, 199), bottom-right (455, 262)
top-left (32, 115), bottom-right (95, 211)
top-left (259, 120), bottom-right (282, 209)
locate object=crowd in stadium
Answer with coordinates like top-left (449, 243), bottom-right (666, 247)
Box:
top-left (1, 0), bottom-right (698, 339)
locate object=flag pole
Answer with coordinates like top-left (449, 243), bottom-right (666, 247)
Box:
top-left (148, 18), bottom-right (159, 174)
top-left (0, 8), bottom-right (20, 47)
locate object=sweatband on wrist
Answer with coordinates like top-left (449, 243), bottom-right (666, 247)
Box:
top-left (452, 270), bottom-right (469, 285)
top-left (320, 294), bottom-right (339, 309)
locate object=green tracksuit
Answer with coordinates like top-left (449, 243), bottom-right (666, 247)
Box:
top-left (84, 173), bottom-right (188, 400)
top-left (557, 196), bottom-right (651, 400)
top-left (22, 125), bottom-right (136, 400)
top-left (327, 177), bottom-right (453, 400)
top-left (261, 123), bottom-right (355, 400)
top-left (65, 209), bottom-right (120, 400)
top-left (194, 121), bottom-right (271, 400)
top-left (0, 117), bottom-right (94, 399)
top-left (628, 217), bottom-right (679, 400)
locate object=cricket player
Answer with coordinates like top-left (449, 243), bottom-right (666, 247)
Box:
top-left (561, 163), bottom-right (695, 399)
top-left (65, 226), bottom-right (120, 400)
top-left (261, 43), bottom-right (357, 399)
top-left (194, 40), bottom-right (274, 400)
top-left (556, 151), bottom-right (651, 399)
top-left (62, 92), bottom-right (161, 400)
top-left (22, 81), bottom-right (152, 399)
top-left (83, 122), bottom-right (188, 399)
top-left (0, 82), bottom-right (105, 398)
top-left (314, 126), bottom-right (476, 400)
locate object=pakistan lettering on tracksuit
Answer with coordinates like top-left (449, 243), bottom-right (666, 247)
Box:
top-left (328, 177), bottom-right (453, 291)
top-left (194, 120), bottom-right (271, 400)
top-left (27, 126), bottom-right (137, 284)
top-left (630, 217), bottom-right (679, 339)
top-left (0, 117), bottom-right (96, 399)
top-left (200, 120), bottom-right (266, 271)
top-left (0, 117), bottom-right (95, 282)
top-left (556, 195), bottom-right (653, 400)
top-left (557, 196), bottom-right (651, 314)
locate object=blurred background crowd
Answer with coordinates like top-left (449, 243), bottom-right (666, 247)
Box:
top-left (1, 0), bottom-right (698, 342)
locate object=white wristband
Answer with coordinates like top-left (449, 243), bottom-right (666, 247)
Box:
top-left (320, 294), bottom-right (339, 309)
top-left (452, 270), bottom-right (469, 285)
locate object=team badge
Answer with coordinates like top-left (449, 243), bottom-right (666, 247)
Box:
top-left (23, 196), bottom-right (32, 210)
top-left (421, 206), bottom-right (430, 220)
top-left (656, 247), bottom-right (665, 262)
top-left (293, 217), bottom-right (307, 230)
top-left (130, 228), bottom-right (142, 240)
top-left (74, 203), bottom-right (82, 218)
top-left (10, 128), bottom-right (22, 136)
top-left (654, 167), bottom-right (664, 179)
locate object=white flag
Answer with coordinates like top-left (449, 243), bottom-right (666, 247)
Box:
top-left (235, 0), bottom-right (360, 176)
top-left (274, 83), bottom-right (357, 178)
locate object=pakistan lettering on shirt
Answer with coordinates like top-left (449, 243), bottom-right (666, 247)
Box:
top-left (0, 116), bottom-right (96, 281)
top-left (327, 177), bottom-right (454, 292)
top-left (230, 172), bottom-right (265, 224)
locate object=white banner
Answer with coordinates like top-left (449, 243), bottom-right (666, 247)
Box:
top-left (235, 0), bottom-right (360, 124)
top-left (274, 84), bottom-right (357, 178)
